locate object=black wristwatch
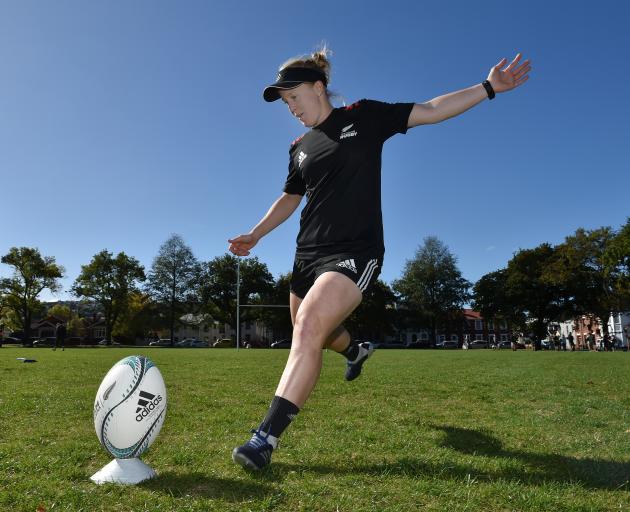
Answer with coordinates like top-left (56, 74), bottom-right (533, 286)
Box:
top-left (482, 80), bottom-right (495, 100)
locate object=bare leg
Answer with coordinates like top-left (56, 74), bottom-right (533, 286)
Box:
top-left (277, 272), bottom-right (362, 407)
top-left (290, 293), bottom-right (352, 353)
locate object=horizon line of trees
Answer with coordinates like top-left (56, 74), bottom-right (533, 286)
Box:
top-left (1, 218), bottom-right (629, 344)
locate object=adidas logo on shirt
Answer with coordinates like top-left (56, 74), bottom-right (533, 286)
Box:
top-left (298, 151), bottom-right (308, 168)
top-left (340, 124), bottom-right (358, 139)
top-left (337, 259), bottom-right (357, 273)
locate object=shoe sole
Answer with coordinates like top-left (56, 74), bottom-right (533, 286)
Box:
top-left (232, 448), bottom-right (263, 471)
top-left (345, 343), bottom-right (374, 381)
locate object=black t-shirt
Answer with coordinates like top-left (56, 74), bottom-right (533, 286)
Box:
top-left (283, 99), bottom-right (414, 258)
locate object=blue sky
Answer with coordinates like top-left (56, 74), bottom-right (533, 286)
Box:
top-left (1, 1), bottom-right (628, 302)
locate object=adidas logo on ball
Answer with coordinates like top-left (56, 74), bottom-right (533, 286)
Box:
top-left (135, 390), bottom-right (163, 422)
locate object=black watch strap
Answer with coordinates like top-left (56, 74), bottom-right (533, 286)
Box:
top-left (482, 80), bottom-right (496, 100)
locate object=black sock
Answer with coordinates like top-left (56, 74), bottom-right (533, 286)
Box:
top-left (340, 339), bottom-right (360, 361)
top-left (258, 396), bottom-right (300, 440)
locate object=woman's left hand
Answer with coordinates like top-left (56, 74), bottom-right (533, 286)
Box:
top-left (487, 53), bottom-right (531, 93)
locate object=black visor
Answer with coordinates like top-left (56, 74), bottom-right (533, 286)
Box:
top-left (263, 67), bottom-right (327, 102)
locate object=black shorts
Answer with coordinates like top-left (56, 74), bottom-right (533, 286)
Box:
top-left (290, 252), bottom-right (383, 299)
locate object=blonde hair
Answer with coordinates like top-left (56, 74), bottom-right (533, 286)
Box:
top-left (280, 45), bottom-right (333, 95)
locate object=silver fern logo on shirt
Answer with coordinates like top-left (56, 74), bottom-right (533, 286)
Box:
top-left (340, 124), bottom-right (358, 139)
top-left (298, 151), bottom-right (308, 168)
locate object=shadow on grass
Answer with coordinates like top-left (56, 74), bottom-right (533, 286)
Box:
top-left (269, 425), bottom-right (629, 491)
top-left (434, 425), bottom-right (630, 490)
top-left (141, 471), bottom-right (276, 502)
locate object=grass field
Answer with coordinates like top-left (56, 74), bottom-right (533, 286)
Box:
top-left (1, 346), bottom-right (629, 512)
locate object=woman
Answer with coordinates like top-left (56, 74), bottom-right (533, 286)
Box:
top-left (229, 47), bottom-right (530, 470)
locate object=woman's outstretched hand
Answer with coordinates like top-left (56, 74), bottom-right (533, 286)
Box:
top-left (228, 234), bottom-right (258, 257)
top-left (487, 53), bottom-right (531, 93)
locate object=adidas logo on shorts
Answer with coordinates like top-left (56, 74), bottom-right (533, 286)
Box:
top-left (337, 259), bottom-right (357, 274)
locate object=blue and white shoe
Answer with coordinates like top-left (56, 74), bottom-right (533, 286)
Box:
top-left (232, 429), bottom-right (276, 470)
top-left (345, 342), bottom-right (374, 381)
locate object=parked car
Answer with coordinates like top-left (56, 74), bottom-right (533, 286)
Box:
top-left (540, 339), bottom-right (553, 350)
top-left (244, 339), bottom-right (269, 349)
top-left (33, 337), bottom-right (56, 348)
top-left (405, 340), bottom-right (434, 349)
top-left (149, 339), bottom-right (173, 347)
top-left (65, 336), bottom-right (84, 347)
top-left (493, 340), bottom-right (526, 350)
top-left (2, 336), bottom-right (22, 346)
top-left (213, 338), bottom-right (236, 348)
top-left (20, 337), bottom-right (39, 347)
top-left (463, 339), bottom-right (489, 349)
top-left (177, 338), bottom-right (208, 348)
top-left (270, 339), bottom-right (291, 349)
top-left (436, 340), bottom-right (459, 349)
top-left (98, 339), bottom-right (122, 346)
top-left (176, 338), bottom-right (195, 347)
top-left (377, 342), bottom-right (407, 349)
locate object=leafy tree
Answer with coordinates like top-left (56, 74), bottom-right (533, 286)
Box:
top-left (475, 222), bottom-right (630, 344)
top-left (0, 247), bottom-right (64, 341)
top-left (47, 303), bottom-right (72, 322)
top-left (67, 315), bottom-right (87, 338)
top-left (551, 227), bottom-right (620, 335)
top-left (198, 254), bottom-right (275, 336)
top-left (392, 236), bottom-right (471, 343)
top-left (505, 243), bottom-right (563, 343)
top-left (114, 292), bottom-right (167, 342)
top-left (255, 272), bottom-right (293, 343)
top-left (604, 218), bottom-right (630, 310)
top-left (72, 250), bottom-right (146, 342)
top-left (345, 279), bottom-right (398, 340)
top-left (472, 269), bottom-right (527, 334)
top-left (146, 235), bottom-right (199, 345)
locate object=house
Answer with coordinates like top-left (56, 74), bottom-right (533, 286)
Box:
top-left (459, 309), bottom-right (510, 345)
top-left (396, 309), bottom-right (511, 346)
top-left (608, 312), bottom-right (630, 348)
top-left (570, 312), bottom-right (629, 349)
top-left (31, 315), bottom-right (65, 339)
top-left (172, 313), bottom-right (271, 345)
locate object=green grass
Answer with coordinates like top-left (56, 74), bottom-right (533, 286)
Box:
top-left (1, 347), bottom-right (629, 512)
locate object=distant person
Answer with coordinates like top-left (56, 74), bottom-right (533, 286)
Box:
top-left (227, 45), bottom-right (531, 470)
top-left (567, 332), bottom-right (575, 351)
top-left (553, 334), bottom-right (560, 351)
top-left (53, 322), bottom-right (66, 351)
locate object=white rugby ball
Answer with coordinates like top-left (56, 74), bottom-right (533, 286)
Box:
top-left (93, 355), bottom-right (167, 459)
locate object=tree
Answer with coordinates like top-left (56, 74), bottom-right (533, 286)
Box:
top-left (392, 236), bottom-right (471, 343)
top-left (198, 254), bottom-right (275, 337)
top-left (472, 269), bottom-right (527, 334)
top-left (345, 279), bottom-right (398, 340)
top-left (146, 235), bottom-right (199, 345)
top-left (47, 303), bottom-right (72, 322)
top-left (604, 218), bottom-right (630, 311)
top-left (255, 272), bottom-right (293, 343)
top-left (72, 250), bottom-right (146, 342)
top-left (551, 227), bottom-right (620, 335)
top-left (0, 247), bottom-right (64, 341)
top-left (474, 245), bottom-right (563, 346)
top-left (114, 291), bottom-right (167, 342)
top-left (505, 244), bottom-right (563, 343)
